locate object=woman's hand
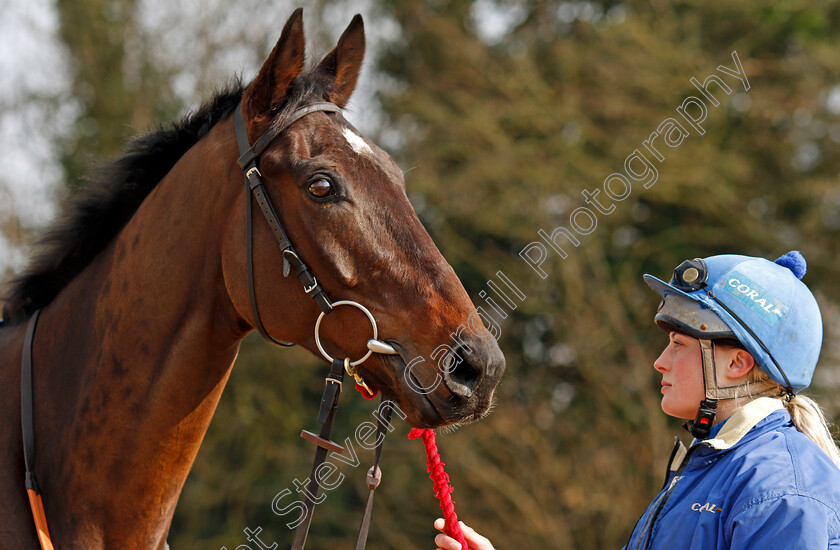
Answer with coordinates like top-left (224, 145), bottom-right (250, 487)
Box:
top-left (433, 518), bottom-right (496, 550)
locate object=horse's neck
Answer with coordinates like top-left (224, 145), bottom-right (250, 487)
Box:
top-left (37, 120), bottom-right (247, 547)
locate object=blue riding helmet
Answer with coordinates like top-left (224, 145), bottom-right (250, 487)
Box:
top-left (643, 251), bottom-right (823, 394)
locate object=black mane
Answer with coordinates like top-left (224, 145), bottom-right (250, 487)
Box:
top-left (1, 82), bottom-right (246, 324)
top-left (2, 63), bottom-right (339, 326)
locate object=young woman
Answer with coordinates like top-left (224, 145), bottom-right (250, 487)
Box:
top-left (433, 251), bottom-right (840, 550)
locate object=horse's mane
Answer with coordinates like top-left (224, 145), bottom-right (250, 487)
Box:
top-left (1, 81), bottom-right (247, 324)
top-left (2, 66), bottom-right (337, 326)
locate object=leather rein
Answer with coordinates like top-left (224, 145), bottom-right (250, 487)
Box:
top-left (19, 101), bottom-right (397, 550)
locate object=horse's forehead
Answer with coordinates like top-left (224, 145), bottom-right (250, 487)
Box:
top-left (341, 127), bottom-right (373, 156)
top-left (280, 115), bottom-right (403, 185)
top-left (337, 126), bottom-right (401, 176)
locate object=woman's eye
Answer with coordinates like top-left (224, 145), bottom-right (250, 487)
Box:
top-left (308, 178), bottom-right (334, 198)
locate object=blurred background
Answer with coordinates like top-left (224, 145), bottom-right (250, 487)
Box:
top-left (3, 0), bottom-right (840, 548)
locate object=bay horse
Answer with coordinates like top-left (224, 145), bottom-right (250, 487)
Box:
top-left (0, 9), bottom-right (504, 549)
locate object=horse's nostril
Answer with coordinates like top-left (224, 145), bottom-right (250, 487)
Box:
top-left (443, 345), bottom-right (482, 398)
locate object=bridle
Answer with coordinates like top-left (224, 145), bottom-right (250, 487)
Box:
top-left (18, 101), bottom-right (401, 550)
top-left (233, 101), bottom-right (339, 342)
top-left (232, 101), bottom-right (399, 549)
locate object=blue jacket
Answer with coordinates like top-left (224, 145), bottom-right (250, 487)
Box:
top-left (623, 398), bottom-right (840, 550)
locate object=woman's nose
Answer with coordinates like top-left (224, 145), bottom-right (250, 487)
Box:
top-left (653, 347), bottom-right (669, 373)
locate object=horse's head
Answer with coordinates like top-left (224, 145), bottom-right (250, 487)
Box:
top-left (222, 9), bottom-right (504, 428)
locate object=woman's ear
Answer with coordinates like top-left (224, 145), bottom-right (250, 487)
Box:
top-left (724, 348), bottom-right (756, 381)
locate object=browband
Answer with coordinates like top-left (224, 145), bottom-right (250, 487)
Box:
top-left (237, 102), bottom-right (342, 169)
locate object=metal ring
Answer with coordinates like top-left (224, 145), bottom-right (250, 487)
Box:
top-left (314, 300), bottom-right (377, 366)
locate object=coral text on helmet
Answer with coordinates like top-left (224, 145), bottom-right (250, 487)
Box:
top-left (722, 271), bottom-right (788, 326)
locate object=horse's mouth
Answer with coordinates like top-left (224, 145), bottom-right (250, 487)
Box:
top-left (362, 340), bottom-right (482, 429)
top-left (358, 348), bottom-right (441, 426)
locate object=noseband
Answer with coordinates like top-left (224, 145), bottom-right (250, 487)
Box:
top-left (232, 102), bottom-right (396, 549)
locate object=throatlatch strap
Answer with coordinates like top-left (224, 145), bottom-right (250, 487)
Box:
top-left (292, 359), bottom-right (346, 550)
top-left (20, 310), bottom-right (55, 550)
top-left (355, 399), bottom-right (393, 550)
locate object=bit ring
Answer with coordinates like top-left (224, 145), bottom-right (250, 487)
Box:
top-left (314, 300), bottom-right (377, 367)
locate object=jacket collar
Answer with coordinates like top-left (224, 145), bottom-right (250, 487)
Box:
top-left (669, 397), bottom-right (786, 471)
top-left (703, 397), bottom-right (784, 450)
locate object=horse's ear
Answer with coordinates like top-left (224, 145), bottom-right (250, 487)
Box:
top-left (241, 8), bottom-right (306, 121)
top-left (315, 14), bottom-right (365, 108)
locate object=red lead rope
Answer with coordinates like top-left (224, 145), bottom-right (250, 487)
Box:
top-left (408, 428), bottom-right (470, 550)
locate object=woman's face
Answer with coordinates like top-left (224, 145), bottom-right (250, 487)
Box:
top-left (653, 331), bottom-right (705, 419)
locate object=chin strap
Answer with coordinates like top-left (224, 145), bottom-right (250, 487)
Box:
top-left (689, 339), bottom-right (778, 440)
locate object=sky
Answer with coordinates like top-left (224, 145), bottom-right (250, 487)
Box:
top-left (0, 0), bottom-right (70, 271)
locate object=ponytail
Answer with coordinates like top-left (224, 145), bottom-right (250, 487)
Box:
top-left (739, 364), bottom-right (840, 468)
top-left (784, 394), bottom-right (840, 468)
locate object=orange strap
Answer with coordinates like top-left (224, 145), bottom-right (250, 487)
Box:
top-left (26, 489), bottom-right (55, 550)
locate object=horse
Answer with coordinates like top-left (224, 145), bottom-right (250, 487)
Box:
top-left (0, 9), bottom-right (505, 549)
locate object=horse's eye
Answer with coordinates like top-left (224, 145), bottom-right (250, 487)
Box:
top-left (308, 178), bottom-right (333, 198)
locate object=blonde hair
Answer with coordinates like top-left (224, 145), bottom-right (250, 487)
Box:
top-left (785, 393), bottom-right (840, 468)
top-left (741, 365), bottom-right (840, 468)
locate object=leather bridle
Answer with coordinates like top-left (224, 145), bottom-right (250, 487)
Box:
top-left (232, 101), bottom-right (398, 550)
top-left (233, 101), bottom-right (339, 342)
